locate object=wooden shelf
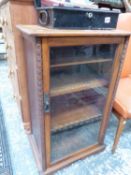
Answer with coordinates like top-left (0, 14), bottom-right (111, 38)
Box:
top-left (51, 58), bottom-right (112, 68)
top-left (51, 104), bottom-right (102, 133)
top-left (51, 72), bottom-right (107, 97)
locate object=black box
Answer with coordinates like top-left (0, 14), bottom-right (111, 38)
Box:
top-left (37, 7), bottom-right (119, 29)
top-left (34, 0), bottom-right (119, 30)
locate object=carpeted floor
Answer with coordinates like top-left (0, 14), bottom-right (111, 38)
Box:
top-left (0, 102), bottom-right (12, 175)
top-left (1, 60), bottom-right (131, 175)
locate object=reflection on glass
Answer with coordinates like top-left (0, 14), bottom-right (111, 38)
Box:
top-left (50, 44), bottom-right (116, 163)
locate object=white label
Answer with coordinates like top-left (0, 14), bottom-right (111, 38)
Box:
top-left (105, 17), bottom-right (111, 24)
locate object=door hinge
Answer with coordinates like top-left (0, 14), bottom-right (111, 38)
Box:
top-left (43, 93), bottom-right (50, 113)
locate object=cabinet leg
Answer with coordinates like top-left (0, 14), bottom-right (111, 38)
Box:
top-left (112, 117), bottom-right (126, 153)
top-left (23, 122), bottom-right (31, 134)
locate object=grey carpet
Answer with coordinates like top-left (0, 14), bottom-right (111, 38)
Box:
top-left (0, 101), bottom-right (13, 175)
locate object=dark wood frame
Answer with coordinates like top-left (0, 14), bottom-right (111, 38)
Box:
top-left (17, 25), bottom-right (130, 175)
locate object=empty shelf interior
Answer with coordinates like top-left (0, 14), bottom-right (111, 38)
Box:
top-left (51, 88), bottom-right (106, 133)
top-left (51, 66), bottom-right (108, 97)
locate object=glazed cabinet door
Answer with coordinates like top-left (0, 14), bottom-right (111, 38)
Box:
top-left (50, 44), bottom-right (116, 162)
top-left (42, 37), bottom-right (125, 168)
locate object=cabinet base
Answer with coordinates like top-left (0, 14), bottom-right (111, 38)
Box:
top-left (28, 134), bottom-right (105, 175)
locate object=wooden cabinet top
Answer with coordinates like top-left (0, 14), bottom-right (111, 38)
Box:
top-left (17, 25), bottom-right (131, 37)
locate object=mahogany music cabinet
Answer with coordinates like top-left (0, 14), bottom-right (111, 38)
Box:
top-left (17, 25), bottom-right (130, 175)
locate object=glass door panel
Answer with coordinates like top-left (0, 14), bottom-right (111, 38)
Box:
top-left (50, 44), bottom-right (116, 163)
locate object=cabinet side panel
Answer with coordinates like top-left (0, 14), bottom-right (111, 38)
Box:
top-left (9, 1), bottom-right (38, 131)
top-left (24, 37), bottom-right (45, 170)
